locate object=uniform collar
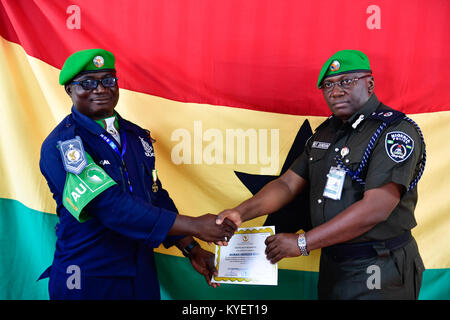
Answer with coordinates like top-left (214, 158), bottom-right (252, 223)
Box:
top-left (71, 106), bottom-right (129, 134)
top-left (345, 94), bottom-right (381, 130)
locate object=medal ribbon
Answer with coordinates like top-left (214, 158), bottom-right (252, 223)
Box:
top-left (151, 169), bottom-right (159, 192)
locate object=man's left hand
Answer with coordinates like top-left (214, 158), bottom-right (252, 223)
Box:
top-left (189, 246), bottom-right (220, 288)
top-left (265, 233), bottom-right (301, 264)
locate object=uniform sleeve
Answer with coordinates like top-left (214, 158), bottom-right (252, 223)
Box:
top-left (86, 186), bottom-right (177, 248)
top-left (364, 120), bottom-right (424, 192)
top-left (137, 134), bottom-right (182, 248)
top-left (289, 137), bottom-right (312, 180)
top-left (40, 137), bottom-right (177, 248)
top-left (154, 178), bottom-right (184, 248)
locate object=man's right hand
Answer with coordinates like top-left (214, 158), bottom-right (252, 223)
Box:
top-left (216, 209), bottom-right (242, 227)
top-left (193, 213), bottom-right (237, 244)
top-left (214, 209), bottom-right (243, 245)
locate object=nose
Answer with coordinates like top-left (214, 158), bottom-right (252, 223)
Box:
top-left (329, 83), bottom-right (345, 97)
top-left (93, 81), bottom-right (107, 93)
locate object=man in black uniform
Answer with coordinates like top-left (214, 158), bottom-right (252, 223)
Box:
top-left (216, 50), bottom-right (426, 299)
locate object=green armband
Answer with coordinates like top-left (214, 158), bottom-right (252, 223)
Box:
top-left (62, 153), bottom-right (117, 222)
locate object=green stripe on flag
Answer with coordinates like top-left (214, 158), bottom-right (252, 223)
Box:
top-left (155, 252), bottom-right (318, 299)
top-left (1, 198), bottom-right (449, 300)
top-left (0, 198), bottom-right (57, 299)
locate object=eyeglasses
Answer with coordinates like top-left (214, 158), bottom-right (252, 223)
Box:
top-left (71, 77), bottom-right (118, 90)
top-left (319, 74), bottom-right (371, 92)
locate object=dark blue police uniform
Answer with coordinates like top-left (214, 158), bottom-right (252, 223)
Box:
top-left (39, 106), bottom-right (182, 299)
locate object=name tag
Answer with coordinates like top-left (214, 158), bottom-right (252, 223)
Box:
top-left (312, 141), bottom-right (330, 150)
top-left (323, 166), bottom-right (346, 200)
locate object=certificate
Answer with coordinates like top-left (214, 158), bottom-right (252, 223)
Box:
top-left (212, 226), bottom-right (277, 286)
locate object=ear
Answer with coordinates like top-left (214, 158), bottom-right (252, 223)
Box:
top-left (367, 76), bottom-right (375, 94)
top-left (64, 84), bottom-right (72, 97)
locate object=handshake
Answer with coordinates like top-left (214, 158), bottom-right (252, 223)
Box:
top-left (171, 209), bottom-right (242, 245)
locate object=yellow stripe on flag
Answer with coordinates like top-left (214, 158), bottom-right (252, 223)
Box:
top-left (1, 36), bottom-right (449, 272)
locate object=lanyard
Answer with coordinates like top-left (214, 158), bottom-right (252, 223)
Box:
top-left (99, 131), bottom-right (133, 192)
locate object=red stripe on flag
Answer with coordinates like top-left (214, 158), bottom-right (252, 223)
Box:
top-left (0, 0), bottom-right (448, 116)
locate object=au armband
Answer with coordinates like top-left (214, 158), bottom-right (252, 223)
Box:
top-left (59, 137), bottom-right (117, 222)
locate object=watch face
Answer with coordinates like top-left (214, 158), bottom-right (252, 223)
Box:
top-left (298, 236), bottom-right (306, 247)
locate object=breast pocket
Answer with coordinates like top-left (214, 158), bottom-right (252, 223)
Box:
top-left (308, 148), bottom-right (329, 172)
top-left (307, 148), bottom-right (331, 192)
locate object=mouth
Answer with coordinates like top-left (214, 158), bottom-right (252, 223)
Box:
top-left (332, 101), bottom-right (350, 108)
top-left (91, 96), bottom-right (112, 103)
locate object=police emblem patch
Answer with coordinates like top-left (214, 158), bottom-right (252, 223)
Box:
top-left (385, 131), bottom-right (414, 163)
top-left (58, 136), bottom-right (88, 175)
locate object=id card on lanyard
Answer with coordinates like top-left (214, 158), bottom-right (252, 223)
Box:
top-left (323, 166), bottom-right (346, 200)
top-left (99, 131), bottom-right (133, 193)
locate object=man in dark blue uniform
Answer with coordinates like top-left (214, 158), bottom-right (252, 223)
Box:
top-left (39, 49), bottom-right (236, 299)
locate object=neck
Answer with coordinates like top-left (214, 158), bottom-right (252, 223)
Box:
top-left (91, 112), bottom-right (114, 121)
top-left (94, 113), bottom-right (118, 130)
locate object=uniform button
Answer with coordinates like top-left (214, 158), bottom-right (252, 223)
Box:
top-left (317, 199), bottom-right (322, 204)
top-left (345, 159), bottom-right (350, 163)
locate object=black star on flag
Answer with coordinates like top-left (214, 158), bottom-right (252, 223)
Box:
top-left (234, 120), bottom-right (313, 233)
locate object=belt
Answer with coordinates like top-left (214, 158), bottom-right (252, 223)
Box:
top-left (323, 231), bottom-right (412, 261)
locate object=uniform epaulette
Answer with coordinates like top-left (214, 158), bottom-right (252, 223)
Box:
top-left (336, 103), bottom-right (426, 192)
top-left (315, 116), bottom-right (333, 131)
top-left (144, 129), bottom-right (156, 143)
top-left (368, 104), bottom-right (405, 125)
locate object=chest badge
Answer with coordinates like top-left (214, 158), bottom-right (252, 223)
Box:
top-left (340, 147), bottom-right (350, 158)
top-left (385, 131), bottom-right (414, 163)
top-left (139, 136), bottom-right (155, 157)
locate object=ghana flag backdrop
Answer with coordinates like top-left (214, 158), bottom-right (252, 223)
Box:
top-left (0, 0), bottom-right (449, 300)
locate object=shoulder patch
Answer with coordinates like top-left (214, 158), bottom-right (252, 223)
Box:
top-left (57, 136), bottom-right (88, 175)
top-left (385, 131), bottom-right (414, 163)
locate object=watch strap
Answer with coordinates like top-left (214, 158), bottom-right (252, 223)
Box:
top-left (181, 240), bottom-right (199, 257)
top-left (297, 232), bottom-right (309, 256)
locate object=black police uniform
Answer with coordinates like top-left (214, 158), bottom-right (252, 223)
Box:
top-left (291, 94), bottom-right (426, 299)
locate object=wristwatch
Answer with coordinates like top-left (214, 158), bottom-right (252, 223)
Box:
top-left (297, 232), bottom-right (309, 256)
top-left (181, 240), bottom-right (199, 257)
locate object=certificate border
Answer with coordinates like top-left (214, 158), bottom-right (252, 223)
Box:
top-left (213, 227), bottom-right (275, 283)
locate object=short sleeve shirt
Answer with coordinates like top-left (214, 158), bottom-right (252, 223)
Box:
top-left (290, 94), bottom-right (425, 242)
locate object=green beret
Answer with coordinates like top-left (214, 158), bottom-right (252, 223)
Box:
top-left (59, 48), bottom-right (115, 85)
top-left (317, 50), bottom-right (371, 88)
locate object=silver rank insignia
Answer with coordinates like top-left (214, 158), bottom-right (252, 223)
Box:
top-left (58, 136), bottom-right (88, 175)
